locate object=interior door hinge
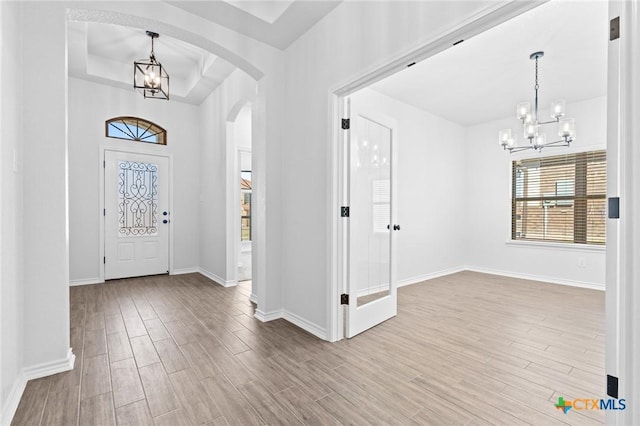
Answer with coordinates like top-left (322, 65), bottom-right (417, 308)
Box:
top-left (103, 256), bottom-right (106, 264)
top-left (610, 16), bottom-right (620, 41)
top-left (607, 375), bottom-right (619, 399)
top-left (341, 118), bottom-right (350, 130)
top-left (103, 160), bottom-right (106, 168)
top-left (341, 206), bottom-right (350, 218)
top-left (340, 294), bottom-right (349, 305)
top-left (103, 208), bottom-right (106, 216)
top-left (608, 197), bottom-right (620, 219)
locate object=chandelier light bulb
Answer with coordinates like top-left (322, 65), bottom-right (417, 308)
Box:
top-left (551, 100), bottom-right (566, 120)
top-left (533, 133), bottom-right (547, 150)
top-left (524, 123), bottom-right (537, 139)
top-left (499, 129), bottom-right (512, 147)
top-left (517, 102), bottom-right (531, 120)
top-left (559, 118), bottom-right (575, 138)
top-left (523, 113), bottom-right (534, 125)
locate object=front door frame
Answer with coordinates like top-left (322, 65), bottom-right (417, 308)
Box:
top-left (99, 144), bottom-right (174, 282)
top-left (327, 1), bottom-right (546, 342)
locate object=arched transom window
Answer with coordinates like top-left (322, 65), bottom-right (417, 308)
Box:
top-left (105, 116), bottom-right (167, 145)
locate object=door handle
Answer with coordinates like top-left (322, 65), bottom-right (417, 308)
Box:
top-left (163, 211), bottom-right (168, 216)
top-left (163, 219), bottom-right (169, 224)
top-left (393, 224), bottom-right (400, 231)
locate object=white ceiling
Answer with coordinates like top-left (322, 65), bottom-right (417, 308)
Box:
top-left (226, 0), bottom-right (295, 24)
top-left (67, 0), bottom-right (341, 104)
top-left (166, 0), bottom-right (341, 50)
top-left (368, 0), bottom-right (608, 127)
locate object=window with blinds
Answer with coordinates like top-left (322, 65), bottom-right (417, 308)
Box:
top-left (512, 150), bottom-right (606, 245)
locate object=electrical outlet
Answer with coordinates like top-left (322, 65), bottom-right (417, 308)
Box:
top-left (577, 257), bottom-right (587, 268)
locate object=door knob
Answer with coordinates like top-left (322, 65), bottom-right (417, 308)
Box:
top-left (393, 224), bottom-right (400, 231)
top-left (163, 211), bottom-right (168, 216)
top-left (163, 219), bottom-right (168, 224)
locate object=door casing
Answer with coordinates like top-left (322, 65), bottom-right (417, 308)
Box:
top-left (99, 144), bottom-right (174, 282)
top-left (327, 1), bottom-right (548, 342)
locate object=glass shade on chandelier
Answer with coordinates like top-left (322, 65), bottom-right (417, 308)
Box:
top-left (134, 31), bottom-right (170, 100)
top-left (499, 51), bottom-right (575, 153)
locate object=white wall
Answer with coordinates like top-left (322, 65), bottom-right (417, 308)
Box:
top-left (198, 69), bottom-right (256, 285)
top-left (21, 0), bottom-right (71, 373)
top-left (234, 105), bottom-right (252, 150)
top-left (350, 89), bottom-right (467, 286)
top-left (0, 1), bottom-right (24, 422)
top-left (68, 77), bottom-right (202, 282)
top-left (465, 96), bottom-right (607, 289)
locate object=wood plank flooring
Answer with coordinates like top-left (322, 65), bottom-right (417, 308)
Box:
top-left (12, 271), bottom-right (605, 425)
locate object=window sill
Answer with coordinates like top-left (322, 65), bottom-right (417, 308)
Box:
top-left (505, 240), bottom-right (606, 252)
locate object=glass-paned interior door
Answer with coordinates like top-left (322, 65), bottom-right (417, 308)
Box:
top-left (346, 102), bottom-right (398, 338)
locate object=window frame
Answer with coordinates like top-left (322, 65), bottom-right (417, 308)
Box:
top-left (105, 116), bottom-right (167, 145)
top-left (509, 149), bottom-right (607, 246)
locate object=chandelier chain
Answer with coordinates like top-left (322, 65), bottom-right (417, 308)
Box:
top-left (534, 56), bottom-right (539, 119)
top-left (150, 37), bottom-right (156, 61)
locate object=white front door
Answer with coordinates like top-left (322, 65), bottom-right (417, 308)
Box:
top-left (104, 150), bottom-right (170, 280)
top-left (346, 101), bottom-right (398, 337)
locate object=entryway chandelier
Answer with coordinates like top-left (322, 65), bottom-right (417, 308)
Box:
top-left (499, 51), bottom-right (575, 153)
top-left (133, 31), bottom-right (170, 100)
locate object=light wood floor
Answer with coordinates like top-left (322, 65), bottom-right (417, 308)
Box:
top-left (12, 271), bottom-right (605, 425)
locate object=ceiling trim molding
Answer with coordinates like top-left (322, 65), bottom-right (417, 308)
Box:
top-left (67, 8), bottom-right (264, 81)
top-left (333, 0), bottom-right (546, 97)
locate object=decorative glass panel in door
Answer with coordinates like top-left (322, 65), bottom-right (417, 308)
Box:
top-left (118, 161), bottom-right (159, 237)
top-left (346, 102), bottom-right (397, 338)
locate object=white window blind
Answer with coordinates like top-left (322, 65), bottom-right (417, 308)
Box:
top-left (512, 150), bottom-right (606, 245)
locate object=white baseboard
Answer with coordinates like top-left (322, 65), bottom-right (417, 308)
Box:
top-left (253, 308), bottom-right (327, 340)
top-left (464, 266), bottom-right (605, 291)
top-left (396, 266), bottom-right (466, 288)
top-left (249, 293), bottom-right (258, 304)
top-left (23, 348), bottom-right (75, 381)
top-left (254, 309), bottom-right (283, 322)
top-left (283, 310), bottom-right (327, 340)
top-left (0, 373), bottom-right (26, 426)
top-left (197, 268), bottom-right (237, 287)
top-left (171, 267), bottom-right (199, 275)
top-left (1, 348), bottom-right (75, 426)
top-left (69, 278), bottom-right (103, 287)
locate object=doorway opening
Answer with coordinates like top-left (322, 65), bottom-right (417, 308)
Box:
top-left (332, 0), bottom-right (607, 341)
top-left (231, 103), bottom-right (254, 298)
top-left (239, 155), bottom-right (252, 281)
